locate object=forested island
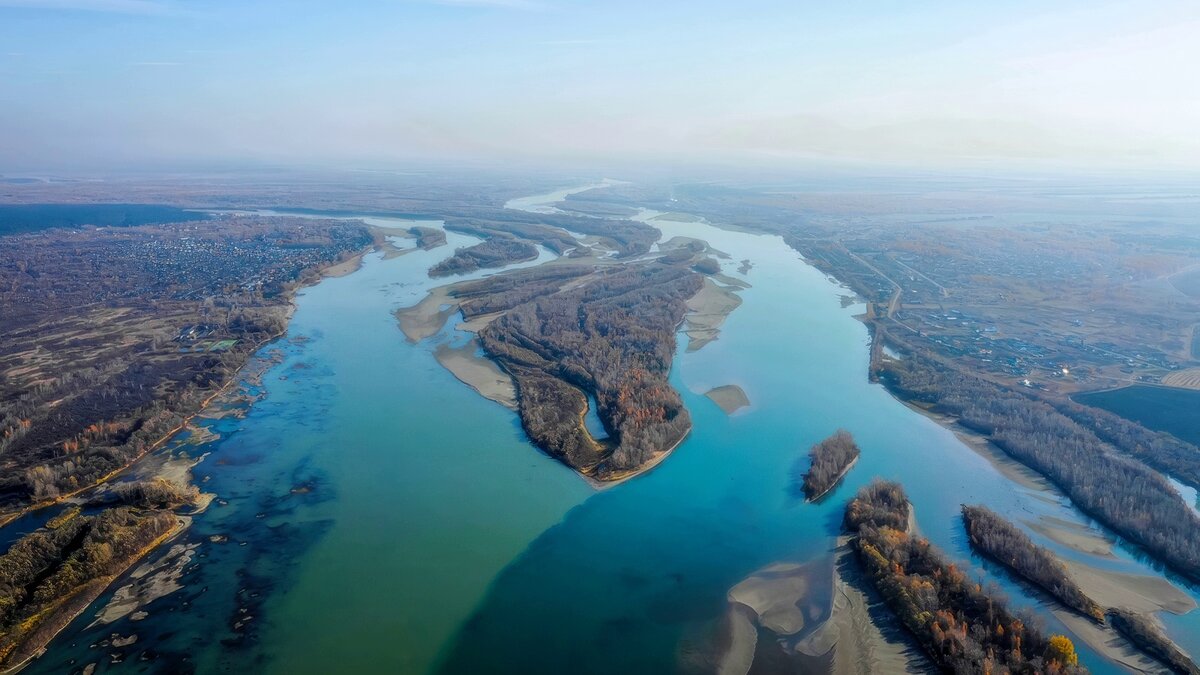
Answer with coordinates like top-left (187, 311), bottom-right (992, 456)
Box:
top-left (1107, 609), bottom-right (1200, 675)
top-left (845, 482), bottom-right (1086, 674)
top-left (878, 350), bottom-right (1200, 582)
top-left (798, 429), bottom-right (860, 501)
top-left (409, 225), bottom-right (446, 250)
top-left (477, 262), bottom-right (702, 480)
top-left (961, 505), bottom-right (1104, 622)
top-left (428, 238), bottom-right (538, 277)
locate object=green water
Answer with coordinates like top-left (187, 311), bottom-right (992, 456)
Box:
top-left (23, 198), bottom-right (1200, 674)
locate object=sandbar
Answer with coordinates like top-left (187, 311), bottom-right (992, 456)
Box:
top-left (684, 278), bottom-right (743, 351)
top-left (434, 340), bottom-right (517, 410)
top-left (704, 385), bottom-right (750, 415)
top-left (395, 285), bottom-right (459, 342)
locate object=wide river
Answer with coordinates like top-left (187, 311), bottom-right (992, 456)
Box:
top-left (24, 190), bottom-right (1200, 674)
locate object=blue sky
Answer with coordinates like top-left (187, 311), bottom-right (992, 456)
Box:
top-left (1, 0), bottom-right (1198, 171)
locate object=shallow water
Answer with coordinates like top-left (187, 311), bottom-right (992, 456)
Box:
top-left (24, 196), bottom-right (1200, 674)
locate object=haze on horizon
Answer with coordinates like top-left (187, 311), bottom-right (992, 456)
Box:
top-left (1, 0), bottom-right (1199, 174)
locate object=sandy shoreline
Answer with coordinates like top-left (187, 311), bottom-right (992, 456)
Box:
top-left (434, 339), bottom-right (517, 410)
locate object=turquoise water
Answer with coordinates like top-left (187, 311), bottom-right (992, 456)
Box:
top-left (23, 200), bottom-right (1200, 674)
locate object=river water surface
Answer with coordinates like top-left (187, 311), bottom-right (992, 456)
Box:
top-left (25, 192), bottom-right (1200, 674)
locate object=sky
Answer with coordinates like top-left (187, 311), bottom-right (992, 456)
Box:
top-left (1, 0), bottom-right (1199, 173)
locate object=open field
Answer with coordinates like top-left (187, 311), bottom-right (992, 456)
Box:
top-left (1074, 385), bottom-right (1200, 447)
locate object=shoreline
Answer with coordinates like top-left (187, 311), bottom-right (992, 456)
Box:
top-left (582, 428), bottom-right (690, 490)
top-left (0, 515), bottom-right (191, 674)
top-left (806, 455), bottom-right (860, 503)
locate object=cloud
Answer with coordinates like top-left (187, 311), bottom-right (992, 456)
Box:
top-left (0, 0), bottom-right (167, 13)
top-left (539, 39), bottom-right (603, 46)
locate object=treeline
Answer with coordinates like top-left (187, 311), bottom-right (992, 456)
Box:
top-left (846, 482), bottom-right (1086, 674)
top-left (0, 506), bottom-right (177, 667)
top-left (428, 238), bottom-right (538, 277)
top-left (799, 429), bottom-right (860, 500)
top-left (478, 263), bottom-right (702, 478)
top-left (878, 351), bottom-right (1200, 581)
top-left (961, 506), bottom-right (1104, 622)
top-left (1107, 609), bottom-right (1200, 675)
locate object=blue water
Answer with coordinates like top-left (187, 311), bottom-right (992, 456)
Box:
top-left (21, 201), bottom-right (1199, 674)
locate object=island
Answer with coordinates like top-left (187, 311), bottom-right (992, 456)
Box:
top-left (1107, 609), bottom-right (1200, 675)
top-left (428, 237), bottom-right (539, 277)
top-left (798, 429), bottom-right (860, 501)
top-left (961, 505), bottom-right (1104, 622)
top-left (845, 481), bottom-right (1085, 674)
top-left (477, 262), bottom-right (702, 481)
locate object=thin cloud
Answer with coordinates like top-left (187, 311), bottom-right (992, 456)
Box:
top-left (430, 0), bottom-right (543, 9)
top-left (0, 0), bottom-right (168, 13)
top-left (540, 39), bottom-right (603, 46)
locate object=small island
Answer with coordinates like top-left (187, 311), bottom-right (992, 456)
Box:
top-left (799, 429), bottom-right (860, 501)
top-left (845, 481), bottom-right (1086, 674)
top-left (409, 225), bottom-right (446, 250)
top-left (962, 505), bottom-right (1105, 622)
top-left (704, 384), bottom-right (749, 415)
top-left (428, 238), bottom-right (538, 277)
top-left (1107, 608), bottom-right (1200, 675)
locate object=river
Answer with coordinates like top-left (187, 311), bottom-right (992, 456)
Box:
top-left (24, 190), bottom-right (1200, 674)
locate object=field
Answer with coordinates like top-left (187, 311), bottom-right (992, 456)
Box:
top-left (0, 204), bottom-right (202, 234)
top-left (1074, 385), bottom-right (1200, 447)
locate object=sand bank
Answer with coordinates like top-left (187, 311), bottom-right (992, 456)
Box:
top-left (1053, 609), bottom-right (1165, 673)
top-left (434, 340), bottom-right (517, 410)
top-left (1025, 515), bottom-right (1114, 557)
top-left (684, 278), bottom-right (743, 352)
top-left (395, 285), bottom-right (458, 342)
top-left (1063, 560), bottom-right (1196, 615)
top-left (705, 385), bottom-right (750, 415)
top-left (91, 541), bottom-right (200, 627)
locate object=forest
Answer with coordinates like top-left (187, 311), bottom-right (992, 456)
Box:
top-left (961, 505), bottom-right (1104, 622)
top-left (428, 238), bottom-right (539, 277)
top-left (846, 481), bottom-right (1086, 675)
top-left (477, 261), bottom-right (702, 479)
top-left (1107, 608), bottom-right (1200, 675)
top-left (798, 429), bottom-right (860, 501)
top-left (0, 506), bottom-right (179, 668)
top-left (878, 351), bottom-right (1200, 582)
top-left (452, 265), bottom-right (594, 318)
